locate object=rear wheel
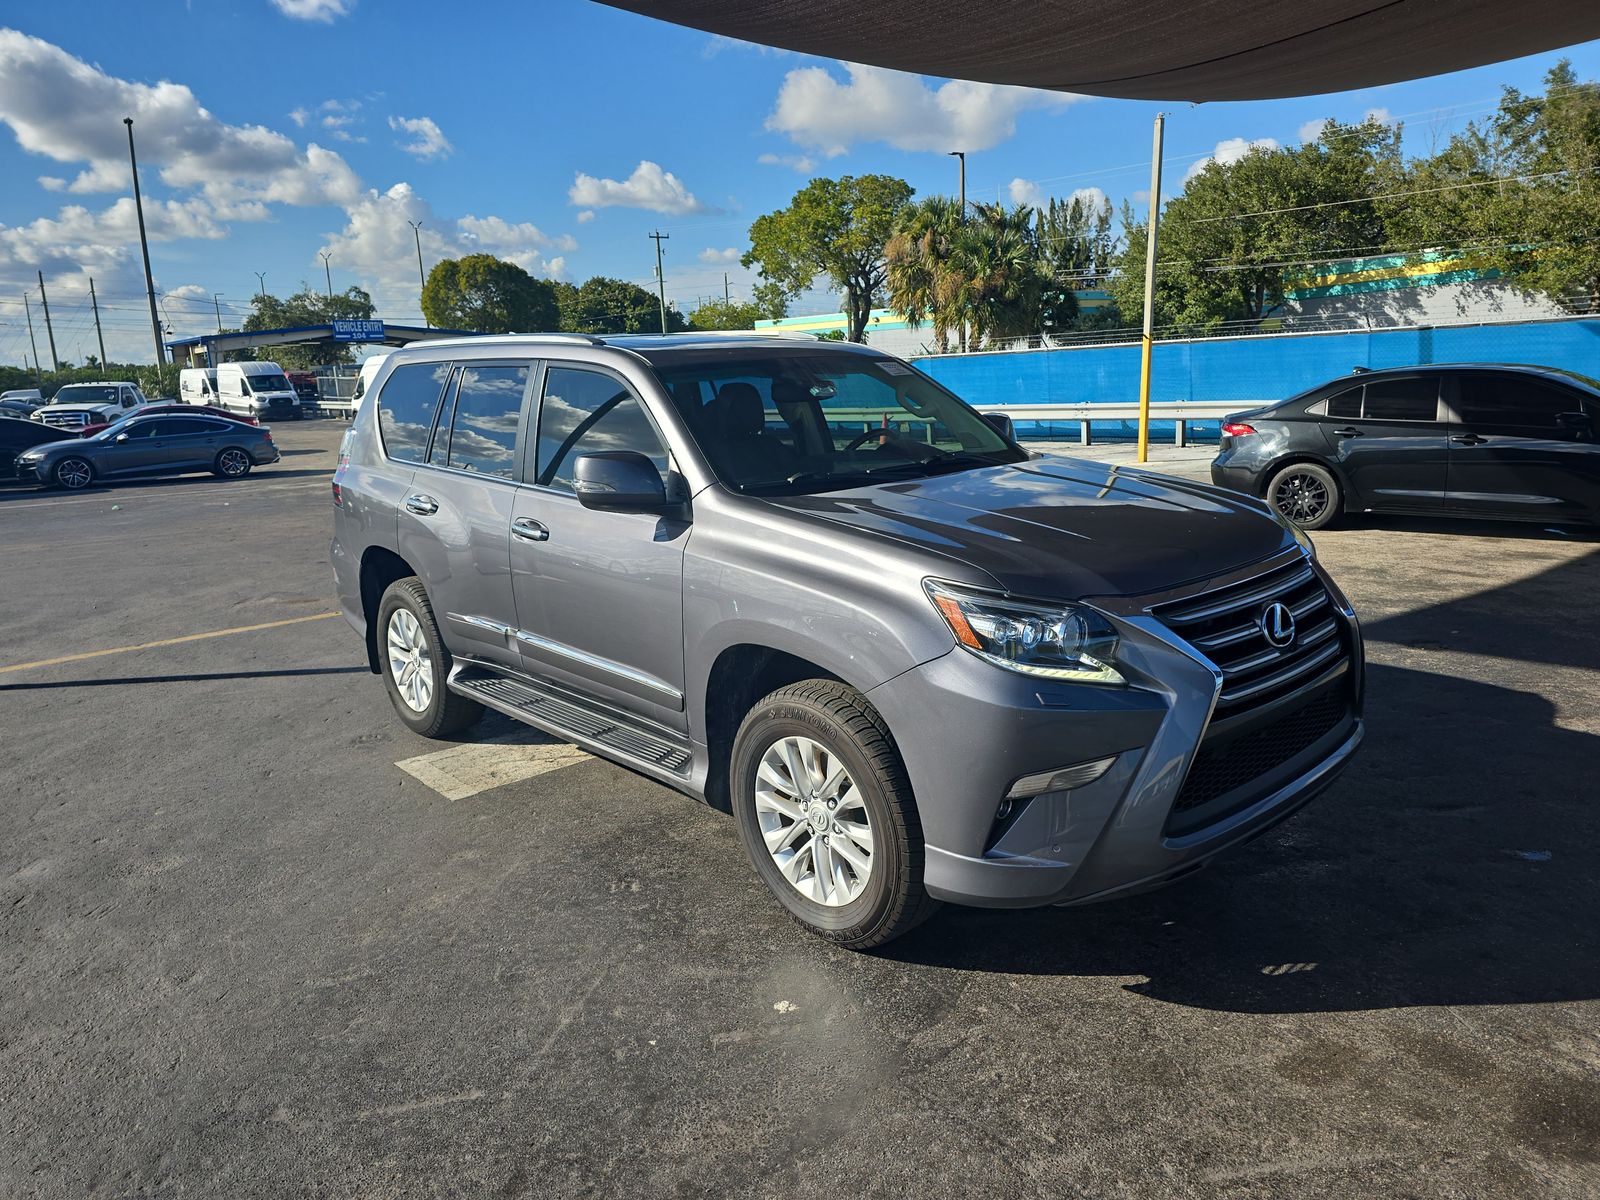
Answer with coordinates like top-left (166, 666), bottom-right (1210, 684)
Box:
top-left (377, 578), bottom-right (484, 738)
top-left (1268, 462), bottom-right (1341, 530)
top-left (54, 457), bottom-right (93, 490)
top-left (214, 448), bottom-right (252, 478)
top-left (731, 680), bottom-right (938, 950)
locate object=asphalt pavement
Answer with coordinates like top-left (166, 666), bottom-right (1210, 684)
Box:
top-left (2, 420), bottom-right (1598, 1198)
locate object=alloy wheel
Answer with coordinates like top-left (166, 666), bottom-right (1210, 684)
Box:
top-left (1274, 470), bottom-right (1330, 524)
top-left (386, 608), bottom-right (435, 713)
top-left (219, 449), bottom-right (250, 476)
top-left (55, 459), bottom-right (91, 489)
top-left (754, 735), bottom-right (874, 907)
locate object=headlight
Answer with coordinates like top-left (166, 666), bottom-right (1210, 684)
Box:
top-left (18, 449), bottom-right (44, 461)
top-left (924, 580), bottom-right (1124, 685)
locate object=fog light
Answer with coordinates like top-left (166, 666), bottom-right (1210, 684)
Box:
top-left (1005, 755), bottom-right (1118, 800)
top-left (995, 797), bottom-right (1014, 822)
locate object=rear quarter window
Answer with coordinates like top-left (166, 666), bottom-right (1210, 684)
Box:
top-left (377, 362), bottom-right (453, 463)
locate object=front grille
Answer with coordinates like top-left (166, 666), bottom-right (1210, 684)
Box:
top-left (1153, 557), bottom-right (1347, 718)
top-left (1171, 689), bottom-right (1348, 817)
top-left (39, 412), bottom-right (91, 428)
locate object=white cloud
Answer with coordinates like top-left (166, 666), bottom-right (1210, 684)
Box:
top-left (766, 62), bottom-right (1079, 157)
top-left (568, 160), bottom-right (710, 216)
top-left (1363, 106), bottom-right (1395, 127)
top-left (699, 247), bottom-right (741, 264)
top-left (389, 114), bottom-right (452, 160)
top-left (38, 175), bottom-right (66, 191)
top-left (1186, 136), bottom-right (1280, 182)
top-left (758, 152), bottom-right (816, 174)
top-left (575, 209), bottom-right (595, 224)
top-left (165, 283), bottom-right (210, 302)
top-left (290, 106), bottom-right (310, 128)
top-left (1298, 118), bottom-right (1330, 144)
top-left (1008, 177), bottom-right (1042, 206)
top-left (1069, 186), bottom-right (1109, 211)
top-left (269, 0), bottom-right (353, 21)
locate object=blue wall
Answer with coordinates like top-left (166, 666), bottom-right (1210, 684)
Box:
top-left (912, 317), bottom-right (1600, 442)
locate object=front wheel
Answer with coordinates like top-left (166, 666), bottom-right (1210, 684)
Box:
top-left (1268, 462), bottom-right (1341, 530)
top-left (731, 680), bottom-right (938, 950)
top-left (376, 578), bottom-right (484, 738)
top-left (54, 457), bottom-right (94, 490)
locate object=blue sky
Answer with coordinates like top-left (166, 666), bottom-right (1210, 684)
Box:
top-left (1, 0), bottom-right (1597, 365)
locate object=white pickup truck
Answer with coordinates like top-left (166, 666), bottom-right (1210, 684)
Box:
top-left (32, 382), bottom-right (156, 430)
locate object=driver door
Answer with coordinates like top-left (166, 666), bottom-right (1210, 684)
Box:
top-left (510, 363), bottom-right (689, 731)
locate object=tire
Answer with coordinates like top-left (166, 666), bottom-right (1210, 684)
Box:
top-left (1267, 462), bottom-right (1341, 531)
top-left (214, 447), bottom-right (253, 478)
top-left (53, 457), bottom-right (94, 490)
top-left (376, 577), bottom-right (484, 738)
top-left (731, 680), bottom-right (938, 950)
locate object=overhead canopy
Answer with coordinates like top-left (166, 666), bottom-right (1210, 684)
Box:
top-left (601, 0), bottom-right (1600, 101)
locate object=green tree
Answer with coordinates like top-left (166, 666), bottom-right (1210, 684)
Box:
top-left (752, 281), bottom-right (790, 322)
top-left (688, 298), bottom-right (765, 330)
top-left (744, 174), bottom-right (914, 342)
top-left (243, 284), bottom-right (376, 367)
top-left (562, 276), bottom-right (687, 334)
top-left (420, 254), bottom-right (559, 334)
top-left (885, 195), bottom-right (964, 352)
top-left (1035, 194), bottom-right (1118, 332)
top-left (948, 202), bottom-right (1052, 344)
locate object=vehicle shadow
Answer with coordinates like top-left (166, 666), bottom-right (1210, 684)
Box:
top-left (0, 667), bottom-right (368, 692)
top-left (882, 659), bottom-right (1600, 1013)
top-left (0, 467), bottom-right (332, 502)
top-left (1335, 512), bottom-right (1600, 542)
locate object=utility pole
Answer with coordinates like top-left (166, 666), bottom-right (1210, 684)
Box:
top-left (407, 221), bottom-right (427, 325)
top-left (319, 251), bottom-right (334, 301)
top-left (213, 293), bottom-right (224, 333)
top-left (724, 273), bottom-right (731, 305)
top-left (37, 272), bottom-right (59, 372)
top-left (1136, 113), bottom-right (1165, 464)
top-left (124, 117), bottom-right (166, 366)
top-left (254, 271), bottom-right (268, 299)
top-left (648, 230), bottom-right (670, 334)
top-left (23, 293), bottom-right (41, 383)
top-left (89, 277), bottom-right (107, 376)
top-left (949, 151), bottom-right (967, 352)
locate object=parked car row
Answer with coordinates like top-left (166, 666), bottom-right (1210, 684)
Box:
top-left (1, 409), bottom-right (279, 489)
top-left (1212, 362), bottom-right (1600, 529)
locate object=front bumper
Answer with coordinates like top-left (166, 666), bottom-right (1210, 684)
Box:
top-left (866, 561), bottom-right (1363, 909)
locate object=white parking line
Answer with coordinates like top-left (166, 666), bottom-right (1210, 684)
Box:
top-left (396, 735), bottom-right (593, 801)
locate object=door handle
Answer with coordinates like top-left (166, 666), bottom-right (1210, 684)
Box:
top-left (1332, 427), bottom-right (1363, 437)
top-left (512, 517), bottom-right (549, 542)
top-left (404, 493), bottom-right (439, 516)
top-left (1450, 434), bottom-right (1488, 446)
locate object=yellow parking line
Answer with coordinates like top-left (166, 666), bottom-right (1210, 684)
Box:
top-left (0, 612), bottom-right (341, 675)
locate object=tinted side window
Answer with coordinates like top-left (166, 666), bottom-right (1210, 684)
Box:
top-left (441, 365), bottom-right (528, 478)
top-left (1325, 388), bottom-right (1362, 419)
top-left (378, 362), bottom-right (452, 463)
top-left (1457, 374), bottom-right (1579, 430)
top-left (119, 421), bottom-right (160, 439)
top-left (152, 419), bottom-right (203, 437)
top-left (536, 367), bottom-right (668, 492)
top-left (1362, 378), bottom-right (1437, 422)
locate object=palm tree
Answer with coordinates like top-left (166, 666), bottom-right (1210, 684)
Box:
top-left (885, 196), bottom-right (964, 352)
top-left (949, 203), bottom-right (1050, 345)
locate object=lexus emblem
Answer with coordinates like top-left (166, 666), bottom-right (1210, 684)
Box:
top-left (1261, 602), bottom-right (1297, 648)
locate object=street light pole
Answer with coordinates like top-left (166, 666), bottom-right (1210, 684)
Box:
top-left (213, 293), bottom-right (224, 333)
top-left (948, 150), bottom-right (967, 351)
top-left (648, 230), bottom-right (670, 334)
top-left (124, 117), bottom-right (166, 366)
top-left (254, 271), bottom-right (267, 299)
top-left (407, 221), bottom-right (427, 325)
top-left (1136, 113), bottom-right (1166, 465)
top-left (319, 251), bottom-right (334, 301)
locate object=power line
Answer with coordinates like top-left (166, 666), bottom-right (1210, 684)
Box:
top-left (1190, 168), bottom-right (1591, 223)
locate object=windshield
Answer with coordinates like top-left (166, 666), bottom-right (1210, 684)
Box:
top-left (51, 385), bottom-right (119, 406)
top-left (643, 348), bottom-right (1024, 495)
top-left (247, 373), bottom-right (293, 393)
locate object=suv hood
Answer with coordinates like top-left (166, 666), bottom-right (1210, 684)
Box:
top-left (762, 454), bottom-right (1295, 600)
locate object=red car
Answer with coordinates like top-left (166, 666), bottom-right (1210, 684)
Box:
top-left (78, 404), bottom-right (260, 437)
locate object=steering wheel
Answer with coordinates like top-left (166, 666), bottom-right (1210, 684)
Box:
top-left (842, 426), bottom-right (949, 456)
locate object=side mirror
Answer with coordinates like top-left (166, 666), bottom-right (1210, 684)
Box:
top-left (114, 433), bottom-right (129, 443)
top-left (982, 412), bottom-right (1015, 441)
top-left (573, 451), bottom-right (668, 512)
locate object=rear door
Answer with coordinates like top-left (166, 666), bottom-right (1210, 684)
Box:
top-left (1320, 375), bottom-right (1449, 512)
top-left (394, 360), bottom-right (531, 673)
top-left (1443, 370), bottom-right (1600, 522)
top-left (509, 362), bottom-right (689, 730)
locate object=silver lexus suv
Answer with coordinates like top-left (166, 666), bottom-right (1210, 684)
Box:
top-left (331, 334), bottom-right (1364, 949)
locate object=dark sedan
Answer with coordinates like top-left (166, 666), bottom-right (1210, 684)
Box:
top-left (78, 403), bottom-right (259, 437)
top-left (15, 412), bottom-right (280, 490)
top-left (1211, 363), bottom-right (1600, 529)
top-left (0, 416), bottom-right (80, 479)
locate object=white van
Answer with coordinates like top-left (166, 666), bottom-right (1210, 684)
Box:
top-left (179, 368), bottom-right (219, 406)
top-left (216, 361), bottom-right (303, 420)
top-left (350, 352), bottom-right (390, 415)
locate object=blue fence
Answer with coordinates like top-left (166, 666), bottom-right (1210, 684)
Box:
top-left (912, 317), bottom-right (1600, 443)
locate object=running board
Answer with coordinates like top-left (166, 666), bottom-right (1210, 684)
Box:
top-left (449, 663), bottom-right (692, 778)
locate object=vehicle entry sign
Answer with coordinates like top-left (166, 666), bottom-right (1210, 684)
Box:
top-left (333, 319), bottom-right (385, 342)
